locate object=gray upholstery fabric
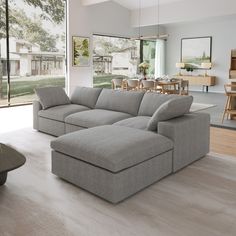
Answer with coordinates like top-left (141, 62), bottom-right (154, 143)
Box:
top-left (158, 113), bottom-right (210, 172)
top-left (95, 89), bottom-right (144, 116)
top-left (38, 104), bottom-right (90, 122)
top-left (52, 150), bottom-right (172, 203)
top-left (114, 116), bottom-right (150, 130)
top-left (138, 93), bottom-right (179, 116)
top-left (65, 109), bottom-right (132, 128)
top-left (38, 117), bottom-right (65, 136)
top-left (65, 124), bottom-right (86, 134)
top-left (33, 100), bottom-right (42, 130)
top-left (51, 125), bottom-right (173, 172)
top-left (71, 87), bottom-right (102, 108)
top-left (147, 96), bottom-right (193, 131)
top-left (35, 86), bottom-right (70, 109)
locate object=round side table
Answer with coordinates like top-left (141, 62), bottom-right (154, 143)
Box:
top-left (0, 144), bottom-right (26, 185)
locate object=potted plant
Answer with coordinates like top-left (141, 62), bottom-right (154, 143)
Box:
top-left (184, 65), bottom-right (194, 74)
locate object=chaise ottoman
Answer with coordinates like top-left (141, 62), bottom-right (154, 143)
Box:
top-left (51, 125), bottom-right (173, 203)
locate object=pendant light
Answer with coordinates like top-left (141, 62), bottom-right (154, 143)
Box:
top-left (131, 0), bottom-right (168, 40)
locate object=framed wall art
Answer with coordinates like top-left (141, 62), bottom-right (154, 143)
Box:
top-left (181, 36), bottom-right (212, 69)
top-left (72, 36), bottom-right (90, 66)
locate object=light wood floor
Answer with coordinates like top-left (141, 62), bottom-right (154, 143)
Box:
top-left (210, 127), bottom-right (236, 157)
top-left (0, 126), bottom-right (236, 235)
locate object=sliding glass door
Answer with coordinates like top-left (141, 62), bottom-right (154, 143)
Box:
top-left (0, 0), bottom-right (66, 106)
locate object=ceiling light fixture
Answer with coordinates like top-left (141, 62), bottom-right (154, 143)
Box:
top-left (131, 0), bottom-right (142, 40)
top-left (131, 0), bottom-right (168, 40)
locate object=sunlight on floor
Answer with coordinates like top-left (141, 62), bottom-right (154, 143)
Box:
top-left (0, 105), bottom-right (32, 134)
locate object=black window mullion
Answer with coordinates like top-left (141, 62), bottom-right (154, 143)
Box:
top-left (5, 0), bottom-right (10, 105)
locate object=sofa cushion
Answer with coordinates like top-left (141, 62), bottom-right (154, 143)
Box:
top-left (147, 96), bottom-right (193, 131)
top-left (138, 93), bottom-right (179, 116)
top-left (38, 104), bottom-right (90, 122)
top-left (95, 89), bottom-right (144, 116)
top-left (71, 87), bottom-right (102, 108)
top-left (114, 116), bottom-right (150, 130)
top-left (51, 125), bottom-right (173, 173)
top-left (35, 86), bottom-right (70, 109)
top-left (65, 109), bottom-right (132, 128)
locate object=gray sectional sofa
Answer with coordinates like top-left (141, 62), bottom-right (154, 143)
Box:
top-left (33, 86), bottom-right (210, 203)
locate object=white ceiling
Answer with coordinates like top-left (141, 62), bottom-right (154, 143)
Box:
top-left (82, 0), bottom-right (236, 27)
top-left (82, 0), bottom-right (185, 9)
top-left (112, 0), bottom-right (185, 10)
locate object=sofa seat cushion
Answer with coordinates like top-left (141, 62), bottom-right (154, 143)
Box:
top-left (38, 104), bottom-right (90, 122)
top-left (51, 125), bottom-right (173, 173)
top-left (65, 109), bottom-right (132, 128)
top-left (113, 116), bottom-right (150, 130)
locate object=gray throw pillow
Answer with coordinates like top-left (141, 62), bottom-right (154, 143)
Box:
top-left (147, 96), bottom-right (193, 131)
top-left (70, 87), bottom-right (102, 108)
top-left (35, 86), bottom-right (70, 109)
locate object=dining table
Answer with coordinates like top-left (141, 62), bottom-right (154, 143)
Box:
top-left (156, 80), bottom-right (180, 94)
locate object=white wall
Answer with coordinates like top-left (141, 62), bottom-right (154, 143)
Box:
top-left (165, 15), bottom-right (236, 92)
top-left (67, 0), bottom-right (134, 94)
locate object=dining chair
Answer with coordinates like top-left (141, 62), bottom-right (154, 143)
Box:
top-left (222, 84), bottom-right (236, 123)
top-left (141, 80), bottom-right (156, 92)
top-left (111, 77), bottom-right (124, 90)
top-left (127, 79), bottom-right (140, 91)
top-left (177, 79), bottom-right (189, 95)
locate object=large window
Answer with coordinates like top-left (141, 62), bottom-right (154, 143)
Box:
top-left (0, 0), bottom-right (66, 106)
top-left (92, 35), bottom-right (165, 88)
top-left (142, 40), bottom-right (156, 76)
top-left (93, 35), bottom-right (140, 88)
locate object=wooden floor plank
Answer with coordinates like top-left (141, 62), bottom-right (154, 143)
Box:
top-left (210, 127), bottom-right (236, 157)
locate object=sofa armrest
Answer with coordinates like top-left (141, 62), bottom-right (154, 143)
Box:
top-left (158, 112), bottom-right (210, 172)
top-left (33, 100), bottom-right (42, 130)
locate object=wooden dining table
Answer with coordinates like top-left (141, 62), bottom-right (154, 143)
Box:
top-left (120, 78), bottom-right (181, 94)
top-left (156, 80), bottom-right (180, 94)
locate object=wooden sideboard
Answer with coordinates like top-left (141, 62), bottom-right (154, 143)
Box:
top-left (174, 75), bottom-right (216, 92)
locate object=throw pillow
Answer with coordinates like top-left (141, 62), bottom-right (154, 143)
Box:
top-left (70, 87), bottom-right (102, 108)
top-left (35, 86), bottom-right (70, 109)
top-left (147, 95), bottom-right (193, 131)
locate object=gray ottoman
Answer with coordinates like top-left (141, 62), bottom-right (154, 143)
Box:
top-left (51, 125), bottom-right (173, 203)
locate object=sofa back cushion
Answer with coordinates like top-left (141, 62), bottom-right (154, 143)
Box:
top-left (138, 93), bottom-right (179, 116)
top-left (35, 86), bottom-right (70, 109)
top-left (95, 89), bottom-right (144, 116)
top-left (147, 95), bottom-right (193, 131)
top-left (71, 87), bottom-right (102, 108)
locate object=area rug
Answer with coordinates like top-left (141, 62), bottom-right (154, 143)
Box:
top-left (1, 126), bottom-right (236, 236)
top-left (190, 102), bottom-right (216, 112)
